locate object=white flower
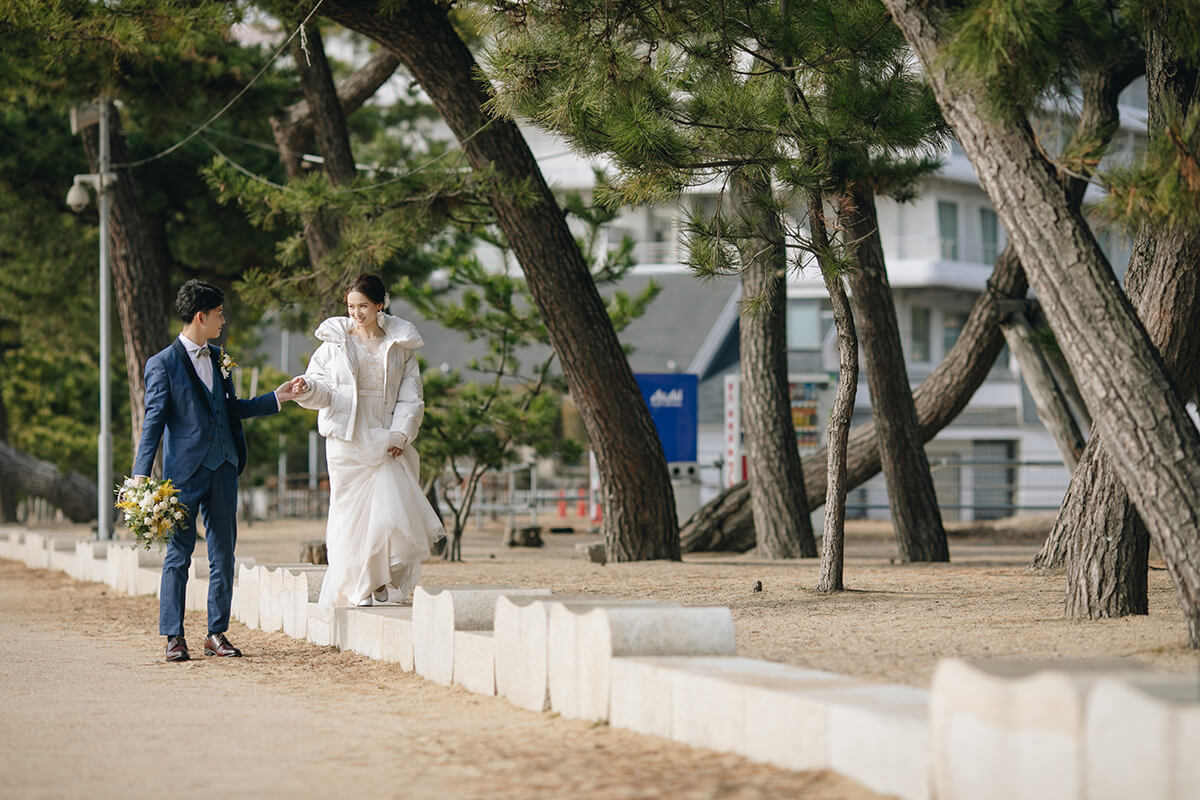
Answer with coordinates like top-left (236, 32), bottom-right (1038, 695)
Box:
top-left (218, 347), bottom-right (238, 380)
top-left (174, 511), bottom-right (184, 520)
top-left (170, 496), bottom-right (178, 504)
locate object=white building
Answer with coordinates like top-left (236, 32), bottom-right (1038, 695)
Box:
top-left (506, 80), bottom-right (1149, 521)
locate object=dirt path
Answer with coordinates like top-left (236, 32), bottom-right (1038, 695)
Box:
top-left (0, 559), bottom-right (883, 800)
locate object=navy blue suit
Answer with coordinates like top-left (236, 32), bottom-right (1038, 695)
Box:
top-left (134, 338), bottom-right (278, 636)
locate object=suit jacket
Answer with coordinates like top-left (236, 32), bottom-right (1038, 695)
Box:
top-left (133, 338), bottom-right (279, 482)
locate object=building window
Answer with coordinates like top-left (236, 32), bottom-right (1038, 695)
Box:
top-left (911, 306), bottom-right (931, 362)
top-left (943, 311), bottom-right (967, 356)
top-left (787, 301), bottom-right (822, 350)
top-left (938, 200), bottom-right (959, 260)
top-left (980, 208), bottom-right (999, 264)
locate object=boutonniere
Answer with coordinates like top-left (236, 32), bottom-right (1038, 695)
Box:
top-left (218, 347), bottom-right (238, 379)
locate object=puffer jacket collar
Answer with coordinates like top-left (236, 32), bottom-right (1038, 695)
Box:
top-left (313, 312), bottom-right (424, 349)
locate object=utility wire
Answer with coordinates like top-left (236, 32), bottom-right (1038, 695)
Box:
top-left (112, 0), bottom-right (327, 169)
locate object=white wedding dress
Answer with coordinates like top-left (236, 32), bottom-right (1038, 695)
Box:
top-left (318, 336), bottom-right (443, 607)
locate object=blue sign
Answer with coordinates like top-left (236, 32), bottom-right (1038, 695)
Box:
top-left (635, 373), bottom-right (698, 463)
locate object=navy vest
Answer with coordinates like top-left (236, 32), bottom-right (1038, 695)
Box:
top-left (200, 375), bottom-right (239, 471)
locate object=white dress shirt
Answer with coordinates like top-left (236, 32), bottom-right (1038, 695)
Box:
top-left (179, 333), bottom-right (214, 392)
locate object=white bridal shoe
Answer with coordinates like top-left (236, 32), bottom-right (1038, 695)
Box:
top-left (373, 586), bottom-right (389, 603)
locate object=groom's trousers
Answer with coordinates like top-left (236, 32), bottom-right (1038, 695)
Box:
top-left (159, 462), bottom-right (239, 637)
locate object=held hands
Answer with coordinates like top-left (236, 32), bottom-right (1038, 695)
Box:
top-left (386, 446), bottom-right (404, 459)
top-left (274, 376), bottom-right (309, 403)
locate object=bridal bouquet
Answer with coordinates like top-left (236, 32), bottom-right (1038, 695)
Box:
top-left (114, 477), bottom-right (188, 550)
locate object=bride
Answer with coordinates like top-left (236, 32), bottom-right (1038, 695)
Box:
top-left (294, 273), bottom-right (445, 607)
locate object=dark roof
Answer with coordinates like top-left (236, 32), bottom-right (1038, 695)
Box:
top-left (381, 271), bottom-right (740, 384)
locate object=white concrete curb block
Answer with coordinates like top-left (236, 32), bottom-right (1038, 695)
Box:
top-left (548, 604), bottom-right (736, 722)
top-left (930, 658), bottom-right (1163, 800)
top-left (495, 595), bottom-right (679, 712)
top-left (233, 562), bottom-right (260, 629)
top-left (412, 586), bottom-right (551, 688)
top-left (280, 566), bottom-right (325, 639)
top-left (1084, 676), bottom-right (1200, 800)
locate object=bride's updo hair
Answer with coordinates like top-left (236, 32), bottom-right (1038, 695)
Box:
top-left (345, 273), bottom-right (387, 307)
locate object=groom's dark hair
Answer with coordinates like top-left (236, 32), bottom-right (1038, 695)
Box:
top-left (175, 279), bottom-right (224, 324)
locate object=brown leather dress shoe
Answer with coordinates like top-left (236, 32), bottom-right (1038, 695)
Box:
top-left (165, 636), bottom-right (190, 662)
top-left (203, 632), bottom-right (242, 658)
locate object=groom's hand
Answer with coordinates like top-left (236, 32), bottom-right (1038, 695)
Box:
top-left (274, 376), bottom-right (309, 403)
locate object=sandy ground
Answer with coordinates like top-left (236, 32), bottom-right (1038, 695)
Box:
top-left (0, 558), bottom-right (882, 800)
top-left (3, 513), bottom-right (1198, 799)
top-left (234, 513), bottom-right (1198, 687)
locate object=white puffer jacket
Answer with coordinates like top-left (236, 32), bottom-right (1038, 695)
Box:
top-left (296, 313), bottom-right (425, 448)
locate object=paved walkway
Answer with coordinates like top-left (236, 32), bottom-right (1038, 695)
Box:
top-left (0, 559), bottom-right (883, 799)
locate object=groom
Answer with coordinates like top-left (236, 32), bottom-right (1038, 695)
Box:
top-left (134, 279), bottom-right (303, 662)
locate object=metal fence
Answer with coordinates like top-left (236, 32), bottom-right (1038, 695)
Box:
top-left (844, 458), bottom-right (1071, 521)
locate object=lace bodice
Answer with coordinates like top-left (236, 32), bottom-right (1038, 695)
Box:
top-left (349, 336), bottom-right (386, 392)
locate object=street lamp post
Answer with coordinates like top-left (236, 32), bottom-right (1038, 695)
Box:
top-left (68, 100), bottom-right (116, 540)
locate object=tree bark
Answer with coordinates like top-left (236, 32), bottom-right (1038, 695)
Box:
top-left (0, 442), bottom-right (97, 523)
top-left (1057, 10), bottom-right (1200, 620)
top-left (883, 0), bottom-right (1200, 647)
top-left (270, 23), bottom-right (397, 312)
top-left (733, 170), bottom-right (815, 558)
top-left (320, 1), bottom-right (679, 561)
top-left (842, 187), bottom-right (948, 562)
top-left (82, 103), bottom-right (172, 463)
top-left (998, 305), bottom-right (1086, 470)
top-left (0, 370), bottom-right (16, 522)
top-left (814, 195), bottom-right (858, 592)
top-left (681, 243), bottom-right (1027, 551)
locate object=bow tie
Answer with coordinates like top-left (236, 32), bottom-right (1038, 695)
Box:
top-left (194, 348), bottom-right (210, 359)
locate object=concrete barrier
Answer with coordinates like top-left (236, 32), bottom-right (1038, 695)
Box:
top-left (48, 537), bottom-right (78, 572)
top-left (280, 567), bottom-right (325, 639)
top-left (412, 586), bottom-right (551, 688)
top-left (0, 530), bottom-right (18, 560)
top-left (494, 595), bottom-right (677, 712)
top-left (607, 655), bottom-right (929, 798)
top-left (23, 532), bottom-right (51, 569)
top-left (548, 604), bottom-right (736, 722)
top-left (1084, 676), bottom-right (1200, 800)
top-left (930, 658), bottom-right (1159, 800)
top-left (257, 564), bottom-right (313, 632)
top-left (233, 562), bottom-right (260, 629)
top-left (306, 602), bottom-right (336, 647)
top-left (336, 606), bottom-right (414, 666)
top-left (69, 540), bottom-right (107, 583)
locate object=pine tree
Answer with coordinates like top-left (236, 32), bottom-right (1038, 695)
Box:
top-left (883, 0), bottom-right (1200, 647)
top-left (485, 0), bottom-right (950, 559)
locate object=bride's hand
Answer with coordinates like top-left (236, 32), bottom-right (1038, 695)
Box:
top-left (386, 446), bottom-right (404, 458)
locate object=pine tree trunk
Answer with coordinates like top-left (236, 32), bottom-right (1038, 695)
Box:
top-left (884, 0), bottom-right (1200, 647)
top-left (998, 306), bottom-right (1086, 470)
top-left (321, 0), bottom-right (679, 561)
top-left (733, 170), bottom-right (815, 558)
top-left (0, 442), bottom-right (97, 523)
top-left (270, 43), bottom-right (400, 311)
top-left (1056, 13), bottom-right (1200, 619)
top-left (0, 380), bottom-right (16, 522)
top-left (842, 188), bottom-right (948, 562)
top-left (681, 244), bottom-right (1027, 551)
top-left (814, 195), bottom-right (857, 592)
top-left (82, 104), bottom-right (172, 463)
